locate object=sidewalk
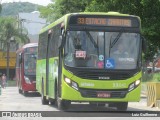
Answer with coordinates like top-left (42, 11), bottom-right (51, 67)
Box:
top-left (141, 83), bottom-right (147, 98)
top-left (141, 91), bottom-right (147, 98)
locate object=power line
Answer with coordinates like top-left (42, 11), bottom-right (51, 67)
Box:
top-left (21, 19), bottom-right (48, 25)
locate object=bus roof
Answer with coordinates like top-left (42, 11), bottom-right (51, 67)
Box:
top-left (16, 43), bottom-right (38, 53)
top-left (22, 43), bottom-right (38, 49)
top-left (40, 12), bottom-right (140, 34)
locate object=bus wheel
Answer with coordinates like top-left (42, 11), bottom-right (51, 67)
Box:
top-left (55, 89), bottom-right (70, 110)
top-left (50, 97), bottom-right (56, 105)
top-left (41, 84), bottom-right (49, 105)
top-left (50, 100), bottom-right (56, 105)
top-left (23, 91), bottom-right (28, 96)
top-left (57, 97), bottom-right (71, 111)
top-left (18, 89), bottom-right (22, 94)
top-left (115, 102), bottom-right (128, 111)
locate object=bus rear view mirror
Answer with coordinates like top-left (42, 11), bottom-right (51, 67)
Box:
top-left (19, 53), bottom-right (22, 63)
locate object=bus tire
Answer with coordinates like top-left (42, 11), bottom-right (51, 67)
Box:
top-left (50, 80), bottom-right (57, 105)
top-left (18, 89), bottom-right (22, 94)
top-left (23, 90), bottom-right (28, 96)
top-left (57, 97), bottom-right (71, 111)
top-left (115, 102), bottom-right (128, 111)
top-left (55, 86), bottom-right (70, 110)
top-left (41, 82), bottom-right (49, 105)
top-left (50, 100), bottom-right (56, 105)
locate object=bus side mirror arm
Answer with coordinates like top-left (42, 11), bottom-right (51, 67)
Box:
top-left (58, 29), bottom-right (65, 49)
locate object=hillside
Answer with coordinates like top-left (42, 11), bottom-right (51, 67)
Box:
top-left (0, 2), bottom-right (42, 16)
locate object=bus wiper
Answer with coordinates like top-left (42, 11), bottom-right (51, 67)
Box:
top-left (85, 31), bottom-right (99, 56)
top-left (86, 31), bottom-right (98, 48)
top-left (110, 28), bottom-right (124, 48)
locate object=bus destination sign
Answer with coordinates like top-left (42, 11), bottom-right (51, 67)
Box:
top-left (77, 18), bottom-right (131, 27)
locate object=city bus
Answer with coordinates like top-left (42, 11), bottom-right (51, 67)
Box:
top-left (16, 43), bottom-right (38, 96)
top-left (36, 12), bottom-right (146, 111)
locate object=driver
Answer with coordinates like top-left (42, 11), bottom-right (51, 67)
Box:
top-left (113, 43), bottom-right (128, 58)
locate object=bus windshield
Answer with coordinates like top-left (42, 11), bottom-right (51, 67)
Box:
top-left (24, 47), bottom-right (37, 75)
top-left (64, 31), bottom-right (140, 70)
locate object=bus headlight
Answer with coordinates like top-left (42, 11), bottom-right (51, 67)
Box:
top-left (64, 77), bottom-right (71, 84)
top-left (64, 77), bottom-right (79, 90)
top-left (24, 76), bottom-right (31, 84)
top-left (128, 80), bottom-right (141, 92)
top-left (135, 80), bottom-right (141, 86)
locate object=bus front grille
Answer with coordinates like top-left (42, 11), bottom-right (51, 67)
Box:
top-left (72, 70), bottom-right (133, 80)
top-left (65, 66), bottom-right (138, 80)
top-left (79, 88), bottom-right (128, 98)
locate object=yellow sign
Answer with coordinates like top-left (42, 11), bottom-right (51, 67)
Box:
top-left (0, 51), bottom-right (16, 69)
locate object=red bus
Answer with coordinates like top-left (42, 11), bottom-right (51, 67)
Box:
top-left (16, 43), bottom-right (38, 95)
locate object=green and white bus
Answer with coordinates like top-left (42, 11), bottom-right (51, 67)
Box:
top-left (36, 12), bottom-right (146, 111)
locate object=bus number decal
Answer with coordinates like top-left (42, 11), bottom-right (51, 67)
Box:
top-left (113, 83), bottom-right (127, 88)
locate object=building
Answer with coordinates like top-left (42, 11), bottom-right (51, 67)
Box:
top-left (18, 11), bottom-right (48, 43)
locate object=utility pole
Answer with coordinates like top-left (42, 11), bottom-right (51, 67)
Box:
top-left (6, 39), bottom-right (10, 81)
top-left (6, 37), bottom-right (14, 81)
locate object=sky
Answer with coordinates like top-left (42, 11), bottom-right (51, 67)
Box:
top-left (1, 0), bottom-right (53, 6)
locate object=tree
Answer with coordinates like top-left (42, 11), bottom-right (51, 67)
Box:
top-left (38, 3), bottom-right (55, 22)
top-left (39, 0), bottom-right (91, 22)
top-left (0, 17), bottom-right (29, 80)
top-left (0, 2), bottom-right (42, 16)
top-left (0, 17), bottom-right (29, 51)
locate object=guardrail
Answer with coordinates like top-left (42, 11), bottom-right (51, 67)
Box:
top-left (147, 82), bottom-right (160, 108)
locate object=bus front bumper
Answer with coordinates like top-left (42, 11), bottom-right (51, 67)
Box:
top-left (23, 82), bottom-right (36, 92)
top-left (61, 81), bottom-right (141, 102)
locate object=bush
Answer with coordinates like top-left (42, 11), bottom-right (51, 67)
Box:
top-left (152, 73), bottom-right (160, 82)
top-left (142, 71), bottom-right (153, 82)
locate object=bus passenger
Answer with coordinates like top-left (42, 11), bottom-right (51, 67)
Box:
top-left (1, 74), bottom-right (6, 88)
top-left (113, 43), bottom-right (128, 58)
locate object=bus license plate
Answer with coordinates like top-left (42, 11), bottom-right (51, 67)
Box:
top-left (97, 92), bottom-right (111, 98)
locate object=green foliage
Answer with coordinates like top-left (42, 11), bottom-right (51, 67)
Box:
top-left (0, 2), bottom-right (41, 16)
top-left (7, 80), bottom-right (16, 87)
top-left (142, 72), bottom-right (153, 82)
top-left (38, 4), bottom-right (55, 22)
top-left (151, 73), bottom-right (160, 82)
top-left (154, 73), bottom-right (160, 82)
top-left (39, 0), bottom-right (90, 22)
top-left (0, 17), bottom-right (29, 51)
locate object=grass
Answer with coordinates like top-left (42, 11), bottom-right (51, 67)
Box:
top-left (6, 80), bottom-right (17, 87)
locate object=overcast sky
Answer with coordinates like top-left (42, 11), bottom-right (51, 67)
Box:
top-left (1, 0), bottom-right (53, 6)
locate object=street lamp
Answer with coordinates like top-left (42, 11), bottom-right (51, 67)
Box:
top-left (6, 36), bottom-right (15, 81)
